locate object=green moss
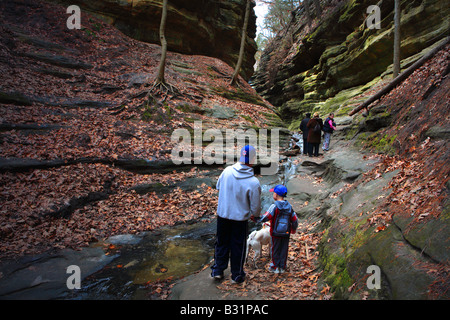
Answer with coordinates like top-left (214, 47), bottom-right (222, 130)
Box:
top-left (354, 129), bottom-right (398, 155)
top-left (175, 103), bottom-right (205, 115)
top-left (184, 116), bottom-right (201, 123)
top-left (172, 66), bottom-right (202, 76)
top-left (338, 0), bottom-right (362, 25)
top-left (346, 219), bottom-right (373, 251)
top-left (318, 212), bottom-right (376, 299)
top-left (240, 114), bottom-right (254, 123)
top-left (320, 245), bottom-right (354, 299)
top-left (288, 119), bottom-right (302, 131)
top-left (345, 124), bottom-right (362, 141)
top-left (261, 112), bottom-right (285, 128)
top-left (82, 27), bottom-right (97, 38)
top-left (368, 133), bottom-right (398, 155)
top-left (210, 86), bottom-right (269, 108)
top-left (142, 101), bottom-right (174, 124)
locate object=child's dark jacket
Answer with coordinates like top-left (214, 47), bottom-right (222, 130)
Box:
top-left (260, 200), bottom-right (298, 236)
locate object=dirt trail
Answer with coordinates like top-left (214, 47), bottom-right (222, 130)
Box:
top-left (169, 155), bottom-right (334, 300)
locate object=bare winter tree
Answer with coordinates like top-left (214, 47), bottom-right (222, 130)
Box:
top-left (152, 0), bottom-right (175, 92)
top-left (231, 0), bottom-right (252, 86)
top-left (393, 0), bottom-right (401, 78)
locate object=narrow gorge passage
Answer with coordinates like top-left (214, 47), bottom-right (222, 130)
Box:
top-left (0, 0), bottom-right (448, 304)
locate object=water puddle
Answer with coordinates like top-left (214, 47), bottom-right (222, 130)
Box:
top-left (64, 220), bottom-right (215, 300)
top-left (132, 236), bottom-right (211, 285)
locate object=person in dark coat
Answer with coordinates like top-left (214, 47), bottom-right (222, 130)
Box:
top-left (306, 112), bottom-right (323, 157)
top-left (299, 113), bottom-right (311, 155)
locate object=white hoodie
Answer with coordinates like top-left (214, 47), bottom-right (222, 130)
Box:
top-left (216, 162), bottom-right (261, 221)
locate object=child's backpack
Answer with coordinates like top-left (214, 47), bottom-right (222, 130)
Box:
top-left (272, 208), bottom-right (291, 237)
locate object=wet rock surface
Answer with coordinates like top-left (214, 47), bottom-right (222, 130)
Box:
top-left (0, 246), bottom-right (115, 299)
top-left (0, 220), bottom-right (217, 300)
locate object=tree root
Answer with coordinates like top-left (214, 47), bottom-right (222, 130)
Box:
top-left (149, 80), bottom-right (178, 95)
top-left (146, 80), bottom-right (180, 103)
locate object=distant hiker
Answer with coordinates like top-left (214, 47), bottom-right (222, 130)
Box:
top-left (322, 112), bottom-right (337, 151)
top-left (306, 112), bottom-right (323, 157)
top-left (211, 145), bottom-right (262, 284)
top-left (299, 112), bottom-right (311, 155)
top-left (259, 185), bottom-right (298, 274)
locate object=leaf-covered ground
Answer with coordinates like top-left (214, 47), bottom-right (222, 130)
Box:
top-left (355, 46), bottom-right (449, 231)
top-left (0, 0), bottom-right (278, 261)
top-left (217, 221), bottom-right (330, 300)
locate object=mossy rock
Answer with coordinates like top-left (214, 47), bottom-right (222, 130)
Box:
top-left (210, 86), bottom-right (270, 108)
top-left (141, 100), bottom-right (174, 126)
top-left (393, 211), bottom-right (450, 264)
top-left (425, 125), bottom-right (450, 140)
top-left (365, 132), bottom-right (398, 155)
top-left (205, 104), bottom-right (236, 120)
top-left (351, 225), bottom-right (437, 299)
top-left (255, 0), bottom-right (449, 128)
top-left (363, 106), bottom-right (393, 132)
top-left (175, 103), bottom-right (206, 115)
top-left (131, 177), bottom-right (214, 195)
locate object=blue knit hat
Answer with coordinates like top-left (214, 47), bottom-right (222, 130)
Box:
top-left (239, 145), bottom-right (256, 164)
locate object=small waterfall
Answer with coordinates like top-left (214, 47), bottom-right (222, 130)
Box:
top-left (258, 155), bottom-right (298, 217)
top-left (290, 132), bottom-right (304, 154)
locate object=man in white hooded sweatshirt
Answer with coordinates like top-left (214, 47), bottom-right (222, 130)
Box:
top-left (211, 145), bottom-right (261, 284)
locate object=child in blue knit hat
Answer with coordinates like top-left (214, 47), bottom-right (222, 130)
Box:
top-left (260, 185), bottom-right (298, 273)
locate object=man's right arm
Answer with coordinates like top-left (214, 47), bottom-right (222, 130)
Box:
top-left (249, 183), bottom-right (262, 218)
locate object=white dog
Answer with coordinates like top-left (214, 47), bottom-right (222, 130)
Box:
top-left (245, 222), bottom-right (271, 268)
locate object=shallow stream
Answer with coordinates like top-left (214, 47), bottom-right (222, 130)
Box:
top-left (64, 220), bottom-right (216, 299)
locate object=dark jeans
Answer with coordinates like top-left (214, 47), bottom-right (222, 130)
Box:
top-left (211, 216), bottom-right (248, 282)
top-left (308, 142), bottom-right (319, 156)
top-left (302, 137), bottom-right (309, 154)
top-left (271, 236), bottom-right (290, 269)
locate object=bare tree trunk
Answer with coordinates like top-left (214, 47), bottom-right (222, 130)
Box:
top-left (393, 0), bottom-right (401, 78)
top-left (231, 0), bottom-right (251, 86)
top-left (312, 0), bottom-right (322, 17)
top-left (155, 0), bottom-right (168, 84)
top-left (303, 0), bottom-right (312, 26)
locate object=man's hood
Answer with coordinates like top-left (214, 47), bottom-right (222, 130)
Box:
top-left (231, 162), bottom-right (254, 179)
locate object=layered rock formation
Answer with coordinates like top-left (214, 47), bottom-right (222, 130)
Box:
top-left (48, 0), bottom-right (257, 79)
top-left (252, 0), bottom-right (449, 128)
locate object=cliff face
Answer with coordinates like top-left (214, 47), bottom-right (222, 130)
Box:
top-left (251, 0), bottom-right (450, 299)
top-left (48, 0), bottom-right (257, 79)
top-left (252, 0), bottom-right (449, 128)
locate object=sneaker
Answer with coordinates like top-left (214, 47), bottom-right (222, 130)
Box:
top-left (268, 266), bottom-right (277, 273)
top-left (231, 276), bottom-right (244, 284)
top-left (211, 272), bottom-right (224, 280)
top-left (274, 267), bottom-right (286, 274)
